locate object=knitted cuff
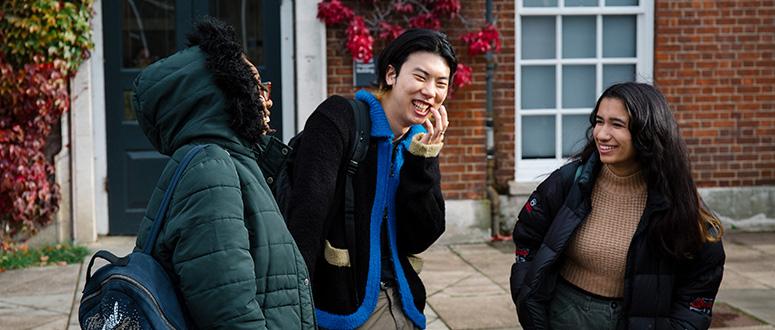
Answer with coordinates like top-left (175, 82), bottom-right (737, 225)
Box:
top-left (408, 133), bottom-right (443, 158)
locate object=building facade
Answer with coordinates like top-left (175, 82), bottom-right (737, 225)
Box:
top-left (46, 0), bottom-right (773, 244)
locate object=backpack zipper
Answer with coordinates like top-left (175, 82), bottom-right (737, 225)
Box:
top-left (81, 274), bottom-right (179, 329)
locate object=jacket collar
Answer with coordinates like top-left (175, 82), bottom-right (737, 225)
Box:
top-left (355, 89), bottom-right (426, 142)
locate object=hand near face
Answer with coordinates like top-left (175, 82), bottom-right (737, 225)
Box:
top-left (420, 105), bottom-right (449, 145)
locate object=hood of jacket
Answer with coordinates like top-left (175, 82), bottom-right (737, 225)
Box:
top-left (132, 46), bottom-right (245, 155)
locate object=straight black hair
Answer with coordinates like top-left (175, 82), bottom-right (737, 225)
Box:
top-left (375, 28), bottom-right (458, 90)
top-left (574, 82), bottom-right (722, 258)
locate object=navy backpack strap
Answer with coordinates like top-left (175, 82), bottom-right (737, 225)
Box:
top-left (143, 144), bottom-right (207, 254)
top-left (85, 250), bottom-right (128, 282)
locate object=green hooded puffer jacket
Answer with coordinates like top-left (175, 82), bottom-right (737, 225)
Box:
top-left (132, 46), bottom-right (315, 329)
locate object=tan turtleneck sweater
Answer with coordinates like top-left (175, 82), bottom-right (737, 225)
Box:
top-left (560, 165), bottom-right (647, 298)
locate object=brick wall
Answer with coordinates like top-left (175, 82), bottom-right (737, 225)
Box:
top-left (655, 0), bottom-right (775, 186)
top-left (325, 0), bottom-right (515, 200)
top-left (324, 0), bottom-right (774, 198)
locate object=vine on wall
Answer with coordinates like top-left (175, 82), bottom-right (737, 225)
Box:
top-left (0, 0), bottom-right (94, 241)
top-left (317, 0), bottom-right (501, 91)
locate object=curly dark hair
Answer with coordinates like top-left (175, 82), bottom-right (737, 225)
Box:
top-left (186, 16), bottom-right (271, 144)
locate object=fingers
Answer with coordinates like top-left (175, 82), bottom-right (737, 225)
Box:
top-left (419, 106), bottom-right (450, 145)
top-left (421, 118), bottom-right (433, 144)
top-left (430, 105), bottom-right (450, 144)
top-left (439, 105), bottom-right (449, 134)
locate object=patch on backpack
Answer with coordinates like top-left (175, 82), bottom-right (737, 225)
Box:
top-left (524, 197), bottom-right (537, 213)
top-left (84, 301), bottom-right (142, 330)
top-left (688, 297), bottom-right (714, 315)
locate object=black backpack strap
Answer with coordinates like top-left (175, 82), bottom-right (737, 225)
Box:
top-left (143, 144), bottom-right (207, 254)
top-left (343, 99), bottom-right (369, 298)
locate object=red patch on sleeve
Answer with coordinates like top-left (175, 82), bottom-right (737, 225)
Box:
top-left (524, 197), bottom-right (536, 213)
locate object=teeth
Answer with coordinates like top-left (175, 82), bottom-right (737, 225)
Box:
top-left (412, 101), bottom-right (429, 111)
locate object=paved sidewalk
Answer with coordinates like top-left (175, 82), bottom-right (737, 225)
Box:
top-left (0, 232), bottom-right (773, 329)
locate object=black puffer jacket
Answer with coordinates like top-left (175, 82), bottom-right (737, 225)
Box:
top-left (510, 153), bottom-right (725, 330)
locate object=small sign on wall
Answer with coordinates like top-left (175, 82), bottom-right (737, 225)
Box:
top-left (354, 58), bottom-right (377, 87)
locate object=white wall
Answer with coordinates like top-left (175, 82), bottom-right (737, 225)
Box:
top-left (294, 0), bottom-right (327, 132)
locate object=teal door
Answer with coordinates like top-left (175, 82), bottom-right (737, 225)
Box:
top-left (104, 0), bottom-right (283, 234)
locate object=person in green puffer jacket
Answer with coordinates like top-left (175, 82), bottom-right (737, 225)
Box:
top-left (131, 17), bottom-right (315, 329)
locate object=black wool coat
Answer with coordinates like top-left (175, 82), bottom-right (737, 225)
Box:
top-left (284, 94), bottom-right (445, 327)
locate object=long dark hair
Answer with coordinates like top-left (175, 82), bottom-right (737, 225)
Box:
top-left (375, 28), bottom-right (458, 90)
top-left (574, 82), bottom-right (722, 258)
top-left (186, 16), bottom-right (272, 143)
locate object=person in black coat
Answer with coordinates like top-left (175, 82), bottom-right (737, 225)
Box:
top-left (510, 82), bottom-right (725, 329)
top-left (284, 29), bottom-right (457, 329)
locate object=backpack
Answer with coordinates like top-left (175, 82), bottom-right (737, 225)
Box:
top-left (79, 144), bottom-right (205, 330)
top-left (256, 98), bottom-right (369, 269)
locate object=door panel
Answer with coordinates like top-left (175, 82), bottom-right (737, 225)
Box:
top-left (105, 0), bottom-right (279, 234)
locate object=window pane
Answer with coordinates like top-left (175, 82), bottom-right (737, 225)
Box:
top-left (603, 15), bottom-right (636, 57)
top-left (606, 0), bottom-right (638, 5)
top-left (210, 0), bottom-right (264, 66)
top-left (122, 0), bottom-right (176, 69)
top-left (522, 116), bottom-right (556, 159)
top-left (522, 16), bottom-right (556, 59)
top-left (562, 16), bottom-right (596, 58)
top-left (524, 0), bottom-right (558, 7)
top-left (522, 66), bottom-right (556, 109)
top-left (603, 64), bottom-right (635, 89)
top-left (562, 115), bottom-right (589, 157)
top-left (565, 0), bottom-right (598, 6)
top-left (562, 65), bottom-right (596, 108)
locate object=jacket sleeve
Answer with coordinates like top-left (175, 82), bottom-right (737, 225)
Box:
top-left (395, 135), bottom-right (445, 255)
top-left (663, 240), bottom-right (725, 329)
top-left (510, 168), bottom-right (568, 329)
top-left (168, 147), bottom-right (267, 329)
top-left (284, 100), bottom-right (349, 279)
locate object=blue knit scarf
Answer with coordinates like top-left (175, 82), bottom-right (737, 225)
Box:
top-left (315, 90), bottom-right (427, 329)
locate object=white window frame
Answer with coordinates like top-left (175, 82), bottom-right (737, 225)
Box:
top-left (514, 0), bottom-right (654, 182)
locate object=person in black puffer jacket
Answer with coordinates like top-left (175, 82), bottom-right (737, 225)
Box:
top-left (510, 82), bottom-right (725, 330)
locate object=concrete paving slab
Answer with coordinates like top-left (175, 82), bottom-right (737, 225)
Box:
top-left (0, 264), bottom-right (80, 296)
top-left (712, 302), bottom-right (767, 328)
top-left (726, 233), bottom-right (775, 256)
top-left (425, 304), bottom-right (450, 330)
top-left (724, 242), bottom-right (768, 261)
top-left (28, 317), bottom-right (69, 330)
top-left (0, 311), bottom-right (66, 330)
top-left (449, 243), bottom-right (514, 291)
top-left (85, 236), bottom-right (136, 257)
top-left (717, 289), bottom-right (775, 325)
top-left (428, 294), bottom-right (520, 330)
top-left (743, 272), bottom-right (775, 289)
top-left (420, 247), bottom-right (480, 296)
top-left (431, 275), bottom-right (506, 298)
top-left (0, 294), bottom-right (74, 314)
top-left (720, 268), bottom-right (771, 290)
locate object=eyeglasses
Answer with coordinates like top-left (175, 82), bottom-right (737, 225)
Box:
top-left (258, 80), bottom-right (272, 101)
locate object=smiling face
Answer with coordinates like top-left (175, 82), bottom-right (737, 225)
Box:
top-left (594, 97), bottom-right (639, 176)
top-left (381, 51), bottom-right (451, 136)
top-left (244, 56), bottom-right (272, 125)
